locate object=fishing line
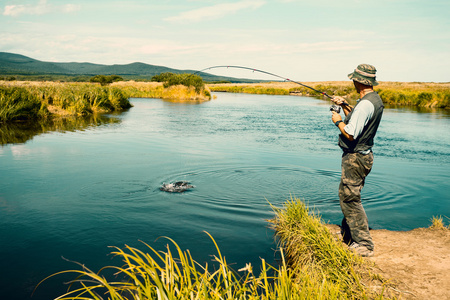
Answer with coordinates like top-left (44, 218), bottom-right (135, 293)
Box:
top-left (193, 65), bottom-right (349, 107)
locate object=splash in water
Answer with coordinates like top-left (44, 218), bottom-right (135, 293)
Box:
top-left (160, 181), bottom-right (194, 193)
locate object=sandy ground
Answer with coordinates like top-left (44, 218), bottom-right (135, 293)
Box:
top-left (327, 224), bottom-right (450, 299)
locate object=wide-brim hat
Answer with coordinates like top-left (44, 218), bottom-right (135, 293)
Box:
top-left (348, 64), bottom-right (379, 86)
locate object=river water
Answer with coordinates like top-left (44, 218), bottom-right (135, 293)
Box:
top-left (1, 92), bottom-right (449, 299)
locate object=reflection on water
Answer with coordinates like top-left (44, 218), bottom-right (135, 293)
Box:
top-left (0, 114), bottom-right (121, 145)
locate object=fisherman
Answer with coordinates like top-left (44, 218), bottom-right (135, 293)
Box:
top-left (331, 64), bottom-right (384, 257)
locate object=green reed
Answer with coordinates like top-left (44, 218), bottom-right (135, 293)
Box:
top-left (37, 199), bottom-right (394, 299)
top-left (0, 86), bottom-right (48, 122)
top-left (269, 198), bottom-right (377, 299)
top-left (0, 82), bottom-right (132, 122)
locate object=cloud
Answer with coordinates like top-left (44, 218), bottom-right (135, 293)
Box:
top-left (2, 0), bottom-right (80, 17)
top-left (165, 0), bottom-right (266, 23)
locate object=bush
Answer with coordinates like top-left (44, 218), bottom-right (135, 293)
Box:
top-left (151, 72), bottom-right (175, 82)
top-left (160, 73), bottom-right (205, 93)
top-left (90, 75), bottom-right (124, 86)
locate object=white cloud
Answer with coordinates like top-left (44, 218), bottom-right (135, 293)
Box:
top-left (2, 0), bottom-right (80, 17)
top-left (165, 0), bottom-right (266, 23)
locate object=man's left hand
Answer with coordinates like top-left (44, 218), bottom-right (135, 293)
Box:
top-left (331, 111), bottom-right (342, 124)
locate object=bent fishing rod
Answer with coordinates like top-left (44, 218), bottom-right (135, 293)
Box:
top-left (192, 65), bottom-right (350, 109)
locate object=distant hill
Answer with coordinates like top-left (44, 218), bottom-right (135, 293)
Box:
top-left (0, 52), bottom-right (256, 83)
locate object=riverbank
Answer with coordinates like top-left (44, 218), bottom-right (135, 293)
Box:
top-left (326, 224), bottom-right (450, 299)
top-left (0, 81), bottom-right (211, 122)
top-left (271, 199), bottom-right (450, 299)
top-left (207, 81), bottom-right (450, 108)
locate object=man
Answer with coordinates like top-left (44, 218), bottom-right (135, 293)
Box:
top-left (331, 64), bottom-right (384, 257)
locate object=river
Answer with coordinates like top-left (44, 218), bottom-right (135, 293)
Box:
top-left (1, 92), bottom-right (449, 299)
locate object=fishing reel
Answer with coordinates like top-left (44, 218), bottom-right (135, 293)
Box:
top-left (330, 104), bottom-right (341, 113)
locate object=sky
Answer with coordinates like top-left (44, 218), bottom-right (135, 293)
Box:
top-left (0, 0), bottom-right (449, 82)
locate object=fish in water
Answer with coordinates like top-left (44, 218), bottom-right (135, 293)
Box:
top-left (160, 181), bottom-right (194, 193)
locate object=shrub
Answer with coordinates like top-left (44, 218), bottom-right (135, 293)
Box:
top-left (90, 75), bottom-right (124, 86)
top-left (151, 72), bottom-right (175, 82)
top-left (152, 72), bottom-right (206, 94)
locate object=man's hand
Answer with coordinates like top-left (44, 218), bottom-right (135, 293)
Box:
top-left (332, 96), bottom-right (348, 106)
top-left (332, 111), bottom-right (354, 141)
top-left (331, 111), bottom-right (342, 124)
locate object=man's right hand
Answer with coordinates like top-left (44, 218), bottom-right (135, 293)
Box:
top-left (332, 96), bottom-right (348, 106)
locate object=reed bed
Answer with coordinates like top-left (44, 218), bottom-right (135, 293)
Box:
top-left (0, 81), bottom-right (132, 122)
top-left (0, 85), bottom-right (47, 122)
top-left (38, 199), bottom-right (393, 299)
top-left (208, 81), bottom-right (450, 108)
top-left (112, 81), bottom-right (212, 101)
top-left (0, 80), bottom-right (212, 122)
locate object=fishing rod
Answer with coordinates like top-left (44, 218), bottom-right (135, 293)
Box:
top-left (192, 65), bottom-right (350, 109)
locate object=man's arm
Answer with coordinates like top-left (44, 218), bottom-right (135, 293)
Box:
top-left (331, 112), bottom-right (354, 141)
top-left (331, 100), bottom-right (375, 142)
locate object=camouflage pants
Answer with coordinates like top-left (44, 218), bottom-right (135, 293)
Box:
top-left (339, 152), bottom-right (374, 251)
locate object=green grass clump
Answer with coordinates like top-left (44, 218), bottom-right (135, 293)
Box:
top-left (377, 88), bottom-right (449, 108)
top-left (0, 82), bottom-right (133, 122)
top-left (37, 233), bottom-right (291, 300)
top-left (0, 86), bottom-right (48, 122)
top-left (33, 83), bottom-right (132, 114)
top-left (429, 216), bottom-right (449, 230)
top-left (269, 198), bottom-right (394, 299)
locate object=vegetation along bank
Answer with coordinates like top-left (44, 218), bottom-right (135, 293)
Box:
top-left (0, 73), bottom-right (211, 123)
top-left (208, 81), bottom-right (450, 108)
top-left (1, 76), bottom-right (447, 123)
top-left (37, 199), bottom-right (399, 300)
top-left (38, 198), bottom-right (449, 299)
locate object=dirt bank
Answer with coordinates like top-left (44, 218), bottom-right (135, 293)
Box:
top-left (327, 224), bottom-right (450, 299)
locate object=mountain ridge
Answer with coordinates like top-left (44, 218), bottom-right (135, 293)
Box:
top-left (0, 52), bottom-right (256, 82)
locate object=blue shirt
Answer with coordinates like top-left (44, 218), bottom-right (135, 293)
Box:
top-left (344, 99), bottom-right (375, 139)
top-left (343, 98), bottom-right (375, 154)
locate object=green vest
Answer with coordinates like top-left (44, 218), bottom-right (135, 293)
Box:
top-left (338, 92), bottom-right (384, 153)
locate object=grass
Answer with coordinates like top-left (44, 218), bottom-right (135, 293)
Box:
top-left (0, 86), bottom-right (47, 122)
top-left (268, 198), bottom-right (394, 299)
top-left (37, 199), bottom-right (394, 299)
top-left (112, 81), bottom-right (212, 102)
top-left (208, 81), bottom-right (450, 108)
top-left (0, 81), bottom-right (132, 122)
top-left (429, 216), bottom-right (450, 230)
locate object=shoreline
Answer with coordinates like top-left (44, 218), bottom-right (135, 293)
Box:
top-left (326, 224), bottom-right (450, 299)
top-left (207, 81), bottom-right (450, 109)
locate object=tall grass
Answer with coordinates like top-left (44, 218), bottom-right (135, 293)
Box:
top-left (208, 81), bottom-right (450, 108)
top-left (0, 81), bottom-right (132, 122)
top-left (268, 198), bottom-right (389, 299)
top-left (429, 216), bottom-right (450, 230)
top-left (112, 81), bottom-right (212, 101)
top-left (0, 86), bottom-right (48, 122)
top-left (38, 199), bottom-right (394, 299)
